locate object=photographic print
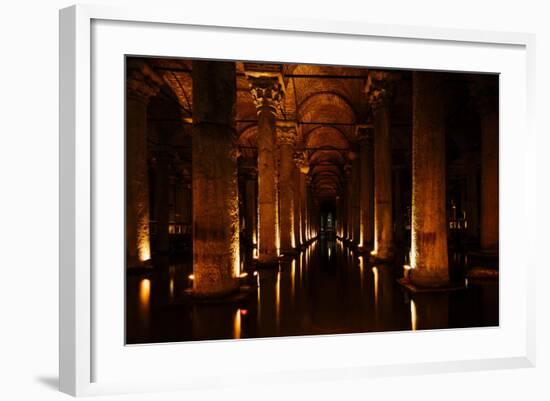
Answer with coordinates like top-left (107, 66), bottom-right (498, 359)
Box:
top-left (125, 57), bottom-right (499, 344)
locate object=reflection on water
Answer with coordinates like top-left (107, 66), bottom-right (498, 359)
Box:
top-left (126, 238), bottom-right (499, 344)
top-left (233, 309), bottom-right (241, 339)
top-left (410, 299), bottom-right (418, 331)
top-left (139, 278), bottom-right (150, 322)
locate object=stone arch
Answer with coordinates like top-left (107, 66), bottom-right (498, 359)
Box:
top-left (298, 91), bottom-right (356, 124)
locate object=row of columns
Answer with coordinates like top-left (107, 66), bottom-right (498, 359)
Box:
top-left (126, 60), bottom-right (162, 267)
top-left (337, 70), bottom-right (498, 288)
top-left (127, 60), bottom-right (193, 265)
top-left (246, 69), bottom-right (319, 266)
top-left (126, 60), bottom-right (497, 294)
top-left (339, 72), bottom-right (393, 263)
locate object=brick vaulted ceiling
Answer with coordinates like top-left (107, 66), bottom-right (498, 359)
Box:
top-left (144, 58), bottom-right (413, 203)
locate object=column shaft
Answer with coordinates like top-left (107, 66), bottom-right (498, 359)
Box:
top-left (410, 71), bottom-right (449, 287)
top-left (345, 166), bottom-right (353, 241)
top-left (352, 154), bottom-right (361, 244)
top-left (293, 168), bottom-right (302, 247)
top-left (257, 110), bottom-right (279, 263)
top-left (480, 110), bottom-right (499, 252)
top-left (359, 134), bottom-right (374, 250)
top-left (277, 124), bottom-right (297, 254)
top-left (244, 173), bottom-right (258, 248)
top-left (126, 62), bottom-right (160, 267)
top-left (373, 105), bottom-right (393, 260)
top-left (247, 73), bottom-right (284, 265)
top-left (154, 149), bottom-right (170, 254)
top-left (300, 173), bottom-right (308, 243)
top-left (192, 60), bottom-right (239, 296)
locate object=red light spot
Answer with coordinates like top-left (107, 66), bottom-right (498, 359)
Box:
top-left (240, 309), bottom-right (248, 316)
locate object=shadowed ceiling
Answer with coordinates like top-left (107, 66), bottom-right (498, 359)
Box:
top-left (143, 58), bottom-right (413, 205)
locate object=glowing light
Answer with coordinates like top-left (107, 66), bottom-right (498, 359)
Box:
top-left (358, 256), bottom-right (365, 294)
top-left (410, 299), bottom-right (418, 331)
top-left (138, 278), bottom-right (151, 326)
top-left (253, 248), bottom-right (259, 259)
top-left (372, 266), bottom-right (379, 308)
top-left (257, 274), bottom-right (262, 322)
top-left (233, 309), bottom-right (242, 339)
top-left (403, 264), bottom-right (413, 281)
top-left (138, 241), bottom-right (151, 263)
top-left (240, 309), bottom-right (248, 316)
top-left (139, 278), bottom-right (151, 306)
top-left (239, 272), bottom-right (248, 278)
top-left (188, 274), bottom-right (195, 280)
top-left (291, 259), bottom-right (296, 300)
top-left (169, 278), bottom-right (175, 300)
top-left (276, 270), bottom-right (281, 331)
top-left (253, 271), bottom-right (258, 276)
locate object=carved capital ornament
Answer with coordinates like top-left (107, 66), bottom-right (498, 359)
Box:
top-left (126, 60), bottom-right (163, 104)
top-left (276, 121), bottom-right (297, 146)
top-left (364, 70), bottom-right (395, 111)
top-left (293, 151), bottom-right (310, 174)
top-left (246, 75), bottom-right (285, 114)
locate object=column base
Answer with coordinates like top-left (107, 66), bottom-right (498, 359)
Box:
top-left (279, 248), bottom-right (299, 257)
top-left (466, 267), bottom-right (499, 281)
top-left (255, 257), bottom-right (280, 268)
top-left (357, 243), bottom-right (373, 254)
top-left (183, 282), bottom-right (256, 303)
top-left (126, 258), bottom-right (154, 270)
top-left (398, 277), bottom-right (465, 293)
top-left (369, 251), bottom-right (393, 263)
top-left (467, 248), bottom-right (498, 267)
top-left (186, 279), bottom-right (241, 299)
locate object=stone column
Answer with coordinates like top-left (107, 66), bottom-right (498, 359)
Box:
top-left (342, 165), bottom-right (351, 241)
top-left (153, 146), bottom-right (171, 255)
top-left (393, 167), bottom-right (406, 246)
top-left (306, 176), bottom-right (313, 241)
top-left (277, 122), bottom-right (297, 255)
top-left (465, 164), bottom-right (479, 239)
top-left (242, 163), bottom-right (258, 249)
top-left (409, 71), bottom-right (449, 288)
top-left (301, 165), bottom-right (309, 244)
top-left (294, 150), bottom-right (309, 247)
top-left (181, 174), bottom-right (192, 226)
top-left (192, 60), bottom-right (239, 296)
top-left (246, 72), bottom-right (285, 265)
top-left (351, 148), bottom-right (361, 245)
top-left (357, 127), bottom-right (374, 251)
top-left (476, 80), bottom-right (499, 254)
top-left (293, 167), bottom-right (302, 248)
top-left (366, 71), bottom-right (393, 261)
top-left (336, 195), bottom-right (344, 238)
top-left (126, 60), bottom-right (161, 267)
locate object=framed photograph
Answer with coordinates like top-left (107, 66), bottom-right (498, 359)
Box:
top-left (59, 4), bottom-right (536, 397)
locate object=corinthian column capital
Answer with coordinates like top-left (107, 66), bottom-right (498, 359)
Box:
top-left (364, 70), bottom-right (397, 111)
top-left (276, 121), bottom-right (297, 146)
top-left (127, 60), bottom-right (163, 104)
top-left (293, 151), bottom-right (310, 174)
top-left (245, 70), bottom-right (285, 115)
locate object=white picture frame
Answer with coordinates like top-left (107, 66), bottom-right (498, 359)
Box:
top-left (59, 4), bottom-right (536, 397)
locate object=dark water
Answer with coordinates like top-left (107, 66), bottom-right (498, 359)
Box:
top-left (126, 238), bottom-right (498, 344)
